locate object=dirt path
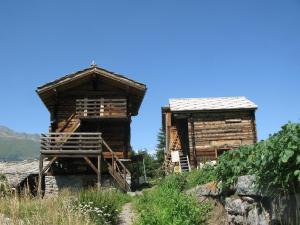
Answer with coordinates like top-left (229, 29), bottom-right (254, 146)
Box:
top-left (118, 203), bottom-right (136, 225)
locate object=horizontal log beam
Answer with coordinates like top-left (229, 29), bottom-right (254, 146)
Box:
top-left (41, 150), bottom-right (102, 154)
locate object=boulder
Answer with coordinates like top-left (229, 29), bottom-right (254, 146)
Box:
top-left (186, 182), bottom-right (221, 197)
top-left (247, 206), bottom-right (269, 225)
top-left (235, 175), bottom-right (263, 196)
top-left (225, 197), bottom-right (253, 215)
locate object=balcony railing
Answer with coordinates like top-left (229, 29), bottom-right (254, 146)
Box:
top-left (76, 98), bottom-right (127, 119)
top-left (40, 133), bottom-right (102, 155)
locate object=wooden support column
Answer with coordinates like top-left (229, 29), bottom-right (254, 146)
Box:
top-left (38, 155), bottom-right (44, 196)
top-left (84, 156), bottom-right (101, 190)
top-left (97, 154), bottom-right (101, 190)
top-left (190, 115), bottom-right (198, 168)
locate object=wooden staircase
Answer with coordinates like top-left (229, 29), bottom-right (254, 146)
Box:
top-left (103, 140), bottom-right (131, 192)
top-left (50, 112), bottom-right (131, 192)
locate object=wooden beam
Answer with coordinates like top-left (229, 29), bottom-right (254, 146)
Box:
top-left (41, 157), bottom-right (58, 174)
top-left (41, 150), bottom-right (102, 154)
top-left (84, 157), bottom-right (98, 175)
top-left (38, 155), bottom-right (44, 196)
top-left (97, 155), bottom-right (101, 190)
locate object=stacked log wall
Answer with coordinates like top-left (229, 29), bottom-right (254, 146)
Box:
top-left (187, 110), bottom-right (257, 166)
top-left (52, 79), bottom-right (131, 159)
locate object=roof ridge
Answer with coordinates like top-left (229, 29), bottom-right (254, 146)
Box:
top-left (170, 96), bottom-right (246, 100)
top-left (36, 65), bottom-right (146, 93)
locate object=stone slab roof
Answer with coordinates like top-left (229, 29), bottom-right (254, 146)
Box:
top-left (0, 160), bottom-right (39, 188)
top-left (169, 96), bottom-right (257, 112)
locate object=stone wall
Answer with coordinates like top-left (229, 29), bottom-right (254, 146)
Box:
top-left (44, 174), bottom-right (117, 196)
top-left (187, 175), bottom-right (300, 225)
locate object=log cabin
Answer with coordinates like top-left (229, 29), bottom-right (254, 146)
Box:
top-left (162, 97), bottom-right (257, 173)
top-left (36, 63), bottom-right (146, 192)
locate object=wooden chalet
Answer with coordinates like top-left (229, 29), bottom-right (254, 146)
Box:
top-left (36, 64), bottom-right (146, 192)
top-left (162, 97), bottom-right (257, 172)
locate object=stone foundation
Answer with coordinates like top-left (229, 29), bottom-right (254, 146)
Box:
top-left (44, 174), bottom-right (117, 196)
top-left (187, 175), bottom-right (300, 225)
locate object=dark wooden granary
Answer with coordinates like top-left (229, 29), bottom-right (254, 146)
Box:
top-left (36, 64), bottom-right (146, 192)
top-left (162, 97), bottom-right (257, 172)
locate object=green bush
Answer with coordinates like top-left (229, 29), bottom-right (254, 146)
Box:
top-left (215, 145), bottom-right (256, 189)
top-left (76, 188), bottom-right (131, 225)
top-left (185, 164), bottom-right (217, 189)
top-left (215, 122), bottom-right (300, 194)
top-left (255, 122), bottom-right (300, 194)
top-left (135, 174), bottom-right (212, 225)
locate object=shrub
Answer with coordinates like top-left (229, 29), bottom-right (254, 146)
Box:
top-left (185, 164), bottom-right (217, 189)
top-left (135, 174), bottom-right (212, 225)
top-left (215, 122), bottom-right (300, 195)
top-left (255, 123), bottom-right (300, 194)
top-left (215, 144), bottom-right (256, 189)
top-left (76, 188), bottom-right (131, 225)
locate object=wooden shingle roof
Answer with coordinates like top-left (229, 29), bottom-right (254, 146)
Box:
top-left (36, 65), bottom-right (147, 115)
top-left (36, 66), bottom-right (146, 94)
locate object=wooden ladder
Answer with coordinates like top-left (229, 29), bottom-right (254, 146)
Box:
top-left (179, 154), bottom-right (191, 173)
top-left (102, 140), bottom-right (131, 192)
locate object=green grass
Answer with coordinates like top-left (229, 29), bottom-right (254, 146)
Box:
top-left (184, 164), bottom-right (217, 190)
top-left (0, 190), bottom-right (93, 225)
top-left (134, 174), bottom-right (212, 225)
top-left (0, 188), bottom-right (131, 225)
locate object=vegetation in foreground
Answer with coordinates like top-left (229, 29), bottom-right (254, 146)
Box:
top-left (185, 122), bottom-right (300, 196)
top-left (134, 174), bottom-right (212, 225)
top-left (0, 188), bottom-right (130, 225)
top-left (216, 122), bottom-right (300, 194)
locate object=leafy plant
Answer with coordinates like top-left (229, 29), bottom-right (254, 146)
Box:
top-left (255, 122), bottom-right (300, 194)
top-left (215, 144), bottom-right (256, 189)
top-left (134, 174), bottom-right (212, 225)
top-left (215, 122), bottom-right (300, 195)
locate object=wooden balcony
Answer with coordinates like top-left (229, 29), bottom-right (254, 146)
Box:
top-left (40, 133), bottom-right (102, 156)
top-left (76, 98), bottom-right (127, 119)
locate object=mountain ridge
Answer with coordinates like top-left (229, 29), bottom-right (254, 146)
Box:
top-left (0, 125), bottom-right (39, 161)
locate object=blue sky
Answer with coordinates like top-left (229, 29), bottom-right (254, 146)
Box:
top-left (0, 1), bottom-right (299, 152)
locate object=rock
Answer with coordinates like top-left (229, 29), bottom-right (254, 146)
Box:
top-left (186, 182), bottom-right (221, 197)
top-left (225, 197), bottom-right (253, 215)
top-left (247, 206), bottom-right (269, 225)
top-left (269, 193), bottom-right (300, 225)
top-left (235, 175), bottom-right (263, 196)
top-left (241, 196), bottom-right (255, 204)
top-left (227, 214), bottom-right (244, 225)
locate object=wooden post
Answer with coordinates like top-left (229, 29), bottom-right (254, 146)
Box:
top-left (97, 154), bottom-right (101, 190)
top-left (190, 115), bottom-right (198, 168)
top-left (112, 154), bottom-right (115, 176)
top-left (38, 155), bottom-right (44, 196)
top-left (84, 98), bottom-right (87, 117)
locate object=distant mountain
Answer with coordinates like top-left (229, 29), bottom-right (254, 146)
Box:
top-left (0, 126), bottom-right (39, 161)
